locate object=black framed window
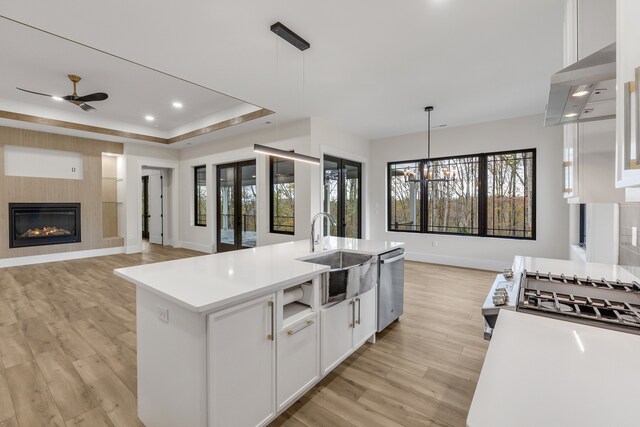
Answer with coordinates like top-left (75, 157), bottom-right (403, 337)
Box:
top-left (579, 203), bottom-right (586, 248)
top-left (486, 150), bottom-right (535, 238)
top-left (388, 161), bottom-right (422, 232)
top-left (427, 155), bottom-right (480, 235)
top-left (194, 165), bottom-right (207, 227)
top-left (270, 156), bottom-right (295, 234)
top-left (323, 155), bottom-right (362, 238)
top-left (387, 149), bottom-right (536, 240)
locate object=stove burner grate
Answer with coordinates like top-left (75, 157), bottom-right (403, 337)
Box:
top-left (520, 287), bottom-right (640, 330)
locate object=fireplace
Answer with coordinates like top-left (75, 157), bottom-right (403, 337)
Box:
top-left (9, 203), bottom-right (81, 248)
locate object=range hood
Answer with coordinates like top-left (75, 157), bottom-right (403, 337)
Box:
top-left (544, 43), bottom-right (616, 127)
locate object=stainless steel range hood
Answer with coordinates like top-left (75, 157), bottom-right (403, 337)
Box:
top-left (544, 43), bottom-right (616, 127)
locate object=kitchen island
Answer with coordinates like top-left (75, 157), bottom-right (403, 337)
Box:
top-left (468, 309), bottom-right (640, 427)
top-left (473, 256), bottom-right (640, 427)
top-left (114, 237), bottom-right (403, 427)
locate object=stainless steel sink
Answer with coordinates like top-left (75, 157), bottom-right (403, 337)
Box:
top-left (301, 251), bottom-right (377, 304)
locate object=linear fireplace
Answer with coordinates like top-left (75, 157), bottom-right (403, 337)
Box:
top-left (9, 203), bottom-right (81, 248)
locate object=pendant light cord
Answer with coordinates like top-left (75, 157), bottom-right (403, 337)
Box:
top-left (275, 35), bottom-right (280, 142)
top-left (427, 108), bottom-right (431, 160)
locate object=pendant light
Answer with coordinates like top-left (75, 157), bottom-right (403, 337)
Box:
top-left (253, 22), bottom-right (320, 165)
top-left (423, 106), bottom-right (455, 182)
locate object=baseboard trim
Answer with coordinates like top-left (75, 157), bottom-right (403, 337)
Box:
top-left (0, 246), bottom-right (125, 268)
top-left (178, 241), bottom-right (212, 253)
top-left (405, 251), bottom-right (506, 272)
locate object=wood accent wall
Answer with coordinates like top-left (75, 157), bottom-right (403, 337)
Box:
top-left (0, 126), bottom-right (124, 259)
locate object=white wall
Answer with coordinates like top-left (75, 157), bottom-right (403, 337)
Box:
top-left (369, 114), bottom-right (569, 271)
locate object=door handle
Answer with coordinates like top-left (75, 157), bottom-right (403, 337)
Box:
top-left (287, 320), bottom-right (314, 336)
top-left (356, 297), bottom-right (361, 325)
top-left (380, 254), bottom-right (405, 264)
top-left (267, 300), bottom-right (275, 341)
top-left (349, 300), bottom-right (355, 328)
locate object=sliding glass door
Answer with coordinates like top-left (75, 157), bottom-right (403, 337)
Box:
top-left (323, 155), bottom-right (362, 238)
top-left (216, 160), bottom-right (257, 252)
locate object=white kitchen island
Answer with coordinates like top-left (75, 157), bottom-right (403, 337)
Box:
top-left (468, 309), bottom-right (640, 427)
top-left (114, 237), bottom-right (403, 427)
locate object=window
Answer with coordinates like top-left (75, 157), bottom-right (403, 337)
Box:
top-left (427, 155), bottom-right (480, 235)
top-left (270, 156), bottom-right (295, 234)
top-left (579, 203), bottom-right (586, 248)
top-left (323, 155), bottom-right (362, 238)
top-left (486, 150), bottom-right (535, 238)
top-left (387, 149), bottom-right (536, 240)
top-left (194, 165), bottom-right (207, 226)
top-left (388, 161), bottom-right (422, 232)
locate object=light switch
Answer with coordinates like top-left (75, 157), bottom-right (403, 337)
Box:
top-left (632, 227), bottom-right (637, 247)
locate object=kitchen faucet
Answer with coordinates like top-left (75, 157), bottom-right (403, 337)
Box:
top-left (310, 212), bottom-right (337, 252)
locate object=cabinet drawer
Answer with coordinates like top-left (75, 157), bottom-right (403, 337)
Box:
top-left (276, 312), bottom-right (319, 410)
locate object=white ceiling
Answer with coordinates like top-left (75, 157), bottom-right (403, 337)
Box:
top-left (0, 17), bottom-right (262, 140)
top-left (0, 0), bottom-right (564, 142)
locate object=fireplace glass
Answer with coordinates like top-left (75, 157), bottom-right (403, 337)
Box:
top-left (9, 203), bottom-right (81, 248)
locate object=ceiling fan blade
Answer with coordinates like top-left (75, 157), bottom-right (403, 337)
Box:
top-left (76, 92), bottom-right (108, 102)
top-left (16, 87), bottom-right (54, 98)
top-left (79, 103), bottom-right (96, 112)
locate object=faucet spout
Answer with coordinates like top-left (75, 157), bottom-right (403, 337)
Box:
top-left (310, 212), bottom-right (337, 252)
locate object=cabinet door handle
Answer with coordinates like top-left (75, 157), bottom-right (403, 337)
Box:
top-left (287, 320), bottom-right (314, 336)
top-left (350, 300), bottom-right (355, 328)
top-left (356, 297), bottom-right (361, 325)
top-left (267, 300), bottom-right (275, 341)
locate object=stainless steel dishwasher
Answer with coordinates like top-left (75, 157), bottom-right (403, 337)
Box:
top-left (377, 248), bottom-right (405, 332)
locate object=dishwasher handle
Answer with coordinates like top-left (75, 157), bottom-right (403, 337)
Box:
top-left (380, 254), bottom-right (405, 264)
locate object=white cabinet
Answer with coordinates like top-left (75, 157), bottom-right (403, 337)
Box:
top-left (562, 0), bottom-right (622, 203)
top-left (276, 312), bottom-right (319, 411)
top-left (564, 120), bottom-right (625, 203)
top-left (615, 0), bottom-right (640, 190)
top-left (209, 293), bottom-right (276, 427)
top-left (320, 287), bottom-right (377, 375)
top-left (352, 286), bottom-right (377, 348)
top-left (320, 297), bottom-right (353, 375)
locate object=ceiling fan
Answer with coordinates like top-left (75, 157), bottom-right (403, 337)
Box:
top-left (16, 74), bottom-right (108, 112)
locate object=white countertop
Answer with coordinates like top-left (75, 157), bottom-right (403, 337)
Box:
top-left (114, 237), bottom-right (403, 313)
top-left (467, 309), bottom-right (640, 427)
top-left (513, 255), bottom-right (640, 282)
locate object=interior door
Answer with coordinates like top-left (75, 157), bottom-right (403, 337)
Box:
top-left (141, 175), bottom-right (149, 239)
top-left (323, 155), bottom-right (362, 238)
top-left (148, 173), bottom-right (163, 245)
top-left (216, 160), bottom-right (257, 252)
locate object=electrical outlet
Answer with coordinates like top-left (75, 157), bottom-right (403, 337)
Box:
top-left (432, 241), bottom-right (438, 248)
top-left (158, 306), bottom-right (169, 323)
top-left (633, 227), bottom-right (638, 247)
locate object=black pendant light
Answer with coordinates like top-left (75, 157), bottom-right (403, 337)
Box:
top-left (423, 106), bottom-right (455, 182)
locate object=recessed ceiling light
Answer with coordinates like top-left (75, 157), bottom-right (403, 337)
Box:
top-left (145, 115), bottom-right (155, 121)
top-left (572, 90), bottom-right (590, 97)
top-left (52, 96), bottom-right (63, 101)
top-left (565, 113), bottom-right (578, 118)
top-left (172, 101), bottom-right (183, 109)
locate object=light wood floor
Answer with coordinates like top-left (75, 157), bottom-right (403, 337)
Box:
top-left (0, 246), bottom-right (495, 427)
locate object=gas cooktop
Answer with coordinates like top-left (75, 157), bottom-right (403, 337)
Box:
top-left (517, 271), bottom-right (640, 334)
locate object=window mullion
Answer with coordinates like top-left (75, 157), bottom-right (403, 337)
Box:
top-left (478, 155), bottom-right (488, 237)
